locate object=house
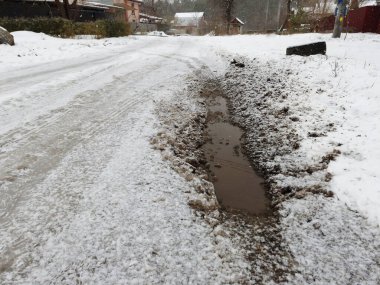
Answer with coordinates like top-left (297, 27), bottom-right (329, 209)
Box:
top-left (173, 12), bottom-right (207, 35)
top-left (230, 17), bottom-right (244, 35)
top-left (112, 0), bottom-right (142, 23)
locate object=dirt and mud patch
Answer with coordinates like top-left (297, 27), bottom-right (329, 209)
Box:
top-left (201, 86), bottom-right (272, 215)
top-left (151, 56), bottom-right (379, 284)
top-left (222, 57), bottom-right (339, 207)
top-left (151, 73), bottom-right (296, 283)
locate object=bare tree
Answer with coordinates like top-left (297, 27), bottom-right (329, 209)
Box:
top-left (54, 0), bottom-right (78, 20)
top-left (279, 0), bottom-right (291, 32)
top-left (206, 0), bottom-right (234, 34)
top-left (224, 0), bottom-right (234, 34)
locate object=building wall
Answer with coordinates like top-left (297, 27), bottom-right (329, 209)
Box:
top-left (131, 22), bottom-right (157, 33)
top-left (230, 24), bottom-right (243, 35)
top-left (127, 1), bottom-right (140, 23)
top-left (114, 0), bottom-right (140, 23)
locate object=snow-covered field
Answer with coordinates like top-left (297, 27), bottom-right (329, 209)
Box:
top-left (0, 31), bottom-right (379, 283)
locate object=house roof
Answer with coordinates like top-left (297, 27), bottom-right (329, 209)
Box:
top-left (28, 0), bottom-right (114, 10)
top-left (231, 17), bottom-right (244, 25)
top-left (85, 1), bottom-right (125, 10)
top-left (174, 12), bottom-right (204, 27)
top-left (140, 13), bottom-right (163, 20)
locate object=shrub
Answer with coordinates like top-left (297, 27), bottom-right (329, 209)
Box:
top-left (289, 9), bottom-right (312, 33)
top-left (98, 19), bottom-right (130, 38)
top-left (0, 17), bottom-right (130, 38)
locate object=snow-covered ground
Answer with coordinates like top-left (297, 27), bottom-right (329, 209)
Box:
top-left (0, 31), bottom-right (379, 283)
top-left (202, 33), bottom-right (380, 226)
top-left (202, 33), bottom-right (380, 283)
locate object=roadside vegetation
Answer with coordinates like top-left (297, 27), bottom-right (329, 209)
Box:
top-left (0, 17), bottom-right (130, 38)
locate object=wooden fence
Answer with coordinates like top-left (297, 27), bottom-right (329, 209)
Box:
top-left (319, 6), bottom-right (380, 33)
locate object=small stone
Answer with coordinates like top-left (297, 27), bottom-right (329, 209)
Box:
top-left (185, 173), bottom-right (194, 181)
top-left (325, 172), bottom-right (333, 182)
top-left (313, 222), bottom-right (321, 230)
top-left (280, 186), bottom-right (292, 195)
top-left (295, 190), bottom-right (306, 199)
top-left (213, 226), bottom-right (228, 237)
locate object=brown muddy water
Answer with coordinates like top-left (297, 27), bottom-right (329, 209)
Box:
top-left (203, 95), bottom-right (271, 215)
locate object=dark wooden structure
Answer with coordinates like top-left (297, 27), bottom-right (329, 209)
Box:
top-left (230, 17), bottom-right (244, 35)
top-left (0, 0), bottom-right (115, 22)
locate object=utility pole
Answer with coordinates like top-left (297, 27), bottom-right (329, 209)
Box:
top-left (332, 0), bottom-right (348, 38)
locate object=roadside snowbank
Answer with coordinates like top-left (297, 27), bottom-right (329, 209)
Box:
top-left (0, 31), bottom-right (142, 69)
top-left (204, 33), bottom-right (380, 226)
top-left (203, 33), bottom-right (380, 283)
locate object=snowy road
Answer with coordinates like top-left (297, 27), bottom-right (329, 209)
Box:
top-left (0, 36), bottom-right (249, 283)
top-left (1, 32), bottom-right (380, 284)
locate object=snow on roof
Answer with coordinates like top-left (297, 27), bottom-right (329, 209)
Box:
top-left (175, 12), bottom-right (204, 18)
top-left (232, 17), bottom-right (244, 25)
top-left (174, 12), bottom-right (204, 27)
top-left (140, 13), bottom-right (163, 20)
top-left (360, 0), bottom-right (379, 7)
top-left (85, 1), bottom-right (124, 9)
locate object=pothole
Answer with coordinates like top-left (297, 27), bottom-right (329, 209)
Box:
top-left (202, 85), bottom-right (272, 216)
top-left (152, 75), bottom-right (295, 283)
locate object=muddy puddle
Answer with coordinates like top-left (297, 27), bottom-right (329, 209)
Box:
top-left (203, 95), bottom-right (271, 215)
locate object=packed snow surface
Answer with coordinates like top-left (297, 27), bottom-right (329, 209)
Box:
top-left (0, 32), bottom-right (247, 284)
top-left (1, 31), bottom-right (379, 283)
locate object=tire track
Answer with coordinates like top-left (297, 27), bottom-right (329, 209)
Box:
top-left (0, 40), bottom-right (206, 278)
top-left (0, 50), bottom-right (126, 95)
